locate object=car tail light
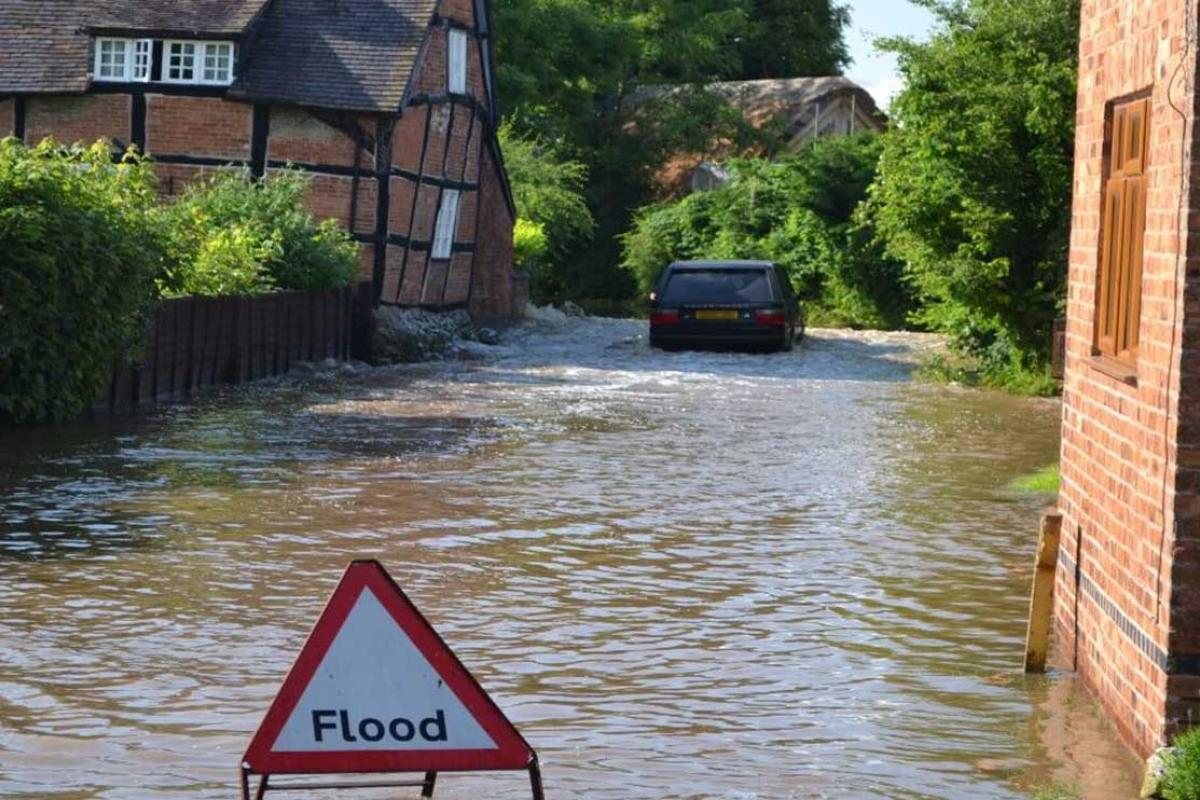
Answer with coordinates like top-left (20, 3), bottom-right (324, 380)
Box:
top-left (755, 309), bottom-right (787, 327)
top-left (650, 310), bottom-right (680, 326)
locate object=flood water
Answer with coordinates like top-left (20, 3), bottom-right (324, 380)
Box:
top-left (0, 317), bottom-right (1142, 799)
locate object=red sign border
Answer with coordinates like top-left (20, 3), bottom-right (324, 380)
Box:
top-left (242, 560), bottom-right (535, 774)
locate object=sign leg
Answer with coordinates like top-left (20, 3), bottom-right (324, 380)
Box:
top-left (240, 767), bottom-right (251, 800)
top-left (528, 760), bottom-right (545, 800)
top-left (254, 774), bottom-right (269, 800)
top-left (421, 771), bottom-right (438, 798)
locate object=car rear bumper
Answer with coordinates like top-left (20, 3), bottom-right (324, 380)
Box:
top-left (649, 323), bottom-right (786, 348)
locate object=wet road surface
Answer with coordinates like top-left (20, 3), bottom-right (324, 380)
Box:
top-left (0, 318), bottom-right (1142, 799)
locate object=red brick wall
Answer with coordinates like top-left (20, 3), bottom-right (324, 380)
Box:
top-left (154, 162), bottom-right (237, 198)
top-left (290, 172), bottom-right (377, 237)
top-left (469, 143), bottom-right (515, 320)
top-left (25, 95), bottom-right (130, 147)
top-left (439, 0), bottom-right (476, 26)
top-left (268, 107), bottom-right (373, 169)
top-left (0, 99), bottom-right (13, 137)
top-left (146, 95), bottom-right (250, 159)
top-left (1056, 0), bottom-right (1200, 760)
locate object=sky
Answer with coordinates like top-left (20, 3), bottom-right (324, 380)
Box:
top-left (843, 0), bottom-right (937, 109)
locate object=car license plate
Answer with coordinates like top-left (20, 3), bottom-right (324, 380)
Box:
top-left (695, 309), bottom-right (739, 321)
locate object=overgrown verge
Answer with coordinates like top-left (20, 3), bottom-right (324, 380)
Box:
top-left (869, 0), bottom-right (1079, 392)
top-left (621, 134), bottom-right (914, 330)
top-left (0, 138), bottom-right (359, 423)
top-left (1160, 729), bottom-right (1200, 800)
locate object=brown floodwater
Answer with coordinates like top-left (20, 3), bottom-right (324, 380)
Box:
top-left (0, 319), bottom-right (1143, 799)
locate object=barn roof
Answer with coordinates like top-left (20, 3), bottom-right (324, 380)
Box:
top-left (0, 0), bottom-right (440, 112)
top-left (630, 76), bottom-right (886, 134)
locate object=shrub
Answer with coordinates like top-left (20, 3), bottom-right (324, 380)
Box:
top-left (513, 218), bottom-right (549, 272)
top-left (1164, 729), bottom-right (1200, 800)
top-left (870, 0), bottom-right (1078, 387)
top-left (159, 169), bottom-right (358, 297)
top-left (621, 134), bottom-right (914, 329)
top-left (0, 138), bottom-right (166, 423)
top-left (499, 125), bottom-right (594, 301)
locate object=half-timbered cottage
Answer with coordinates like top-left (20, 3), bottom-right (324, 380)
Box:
top-left (0, 0), bottom-right (518, 319)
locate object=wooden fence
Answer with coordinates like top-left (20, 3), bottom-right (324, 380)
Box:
top-left (94, 283), bottom-right (372, 414)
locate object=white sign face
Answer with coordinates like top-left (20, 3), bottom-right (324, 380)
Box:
top-left (271, 588), bottom-right (498, 753)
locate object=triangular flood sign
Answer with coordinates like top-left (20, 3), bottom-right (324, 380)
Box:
top-left (243, 560), bottom-right (535, 775)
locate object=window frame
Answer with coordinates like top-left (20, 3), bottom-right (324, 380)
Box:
top-left (164, 40), bottom-right (235, 86)
top-left (447, 28), bottom-right (468, 95)
top-left (1093, 94), bottom-right (1151, 370)
top-left (431, 189), bottom-right (462, 260)
top-left (200, 41), bottom-right (235, 85)
top-left (131, 38), bottom-right (153, 82)
top-left (164, 40), bottom-right (198, 83)
top-left (93, 37), bottom-right (131, 82)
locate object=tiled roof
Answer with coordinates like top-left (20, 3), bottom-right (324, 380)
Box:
top-left (0, 1), bottom-right (93, 93)
top-left (89, 1), bottom-right (271, 35)
top-left (630, 76), bottom-right (886, 128)
top-left (231, 0), bottom-right (438, 112)
top-left (0, 0), bottom-right (440, 112)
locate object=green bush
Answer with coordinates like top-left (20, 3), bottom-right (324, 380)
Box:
top-left (1164, 729), bottom-right (1200, 800)
top-left (870, 0), bottom-right (1078, 389)
top-left (0, 138), bottom-right (166, 423)
top-left (159, 169), bottom-right (358, 297)
top-left (499, 125), bottom-right (594, 302)
top-left (621, 134), bottom-right (914, 329)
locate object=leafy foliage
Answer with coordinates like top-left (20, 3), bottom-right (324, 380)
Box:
top-left (870, 0), bottom-right (1078, 388)
top-left (0, 138), bottom-right (166, 423)
top-left (159, 170), bottom-right (358, 297)
top-left (500, 125), bottom-right (594, 299)
top-left (1, 145), bottom-right (360, 423)
top-left (736, 0), bottom-right (851, 80)
top-left (622, 134), bottom-right (913, 329)
top-left (493, 0), bottom-right (853, 304)
top-left (1164, 728), bottom-right (1200, 800)
top-left (513, 218), bottom-right (549, 270)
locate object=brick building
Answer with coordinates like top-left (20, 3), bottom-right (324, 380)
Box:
top-left (0, 0), bottom-right (518, 319)
top-left (1055, 0), bottom-right (1200, 759)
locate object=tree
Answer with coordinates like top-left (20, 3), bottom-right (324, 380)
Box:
top-left (735, 0), bottom-right (851, 79)
top-left (492, 0), bottom-right (854, 307)
top-left (869, 0), bottom-right (1078, 385)
top-left (499, 124), bottom-right (595, 300)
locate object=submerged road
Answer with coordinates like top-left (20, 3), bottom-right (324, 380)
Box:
top-left (0, 317), bottom-right (1142, 798)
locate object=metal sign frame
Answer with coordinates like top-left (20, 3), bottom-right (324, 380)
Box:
top-left (240, 560), bottom-right (545, 799)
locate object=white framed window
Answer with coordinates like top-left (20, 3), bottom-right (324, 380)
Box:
top-left (166, 41), bottom-right (197, 82)
top-left (432, 189), bottom-right (461, 259)
top-left (448, 29), bottom-right (467, 94)
top-left (164, 40), bottom-right (235, 85)
top-left (132, 39), bottom-right (153, 81)
top-left (202, 42), bottom-right (234, 84)
top-left (94, 38), bottom-right (129, 81)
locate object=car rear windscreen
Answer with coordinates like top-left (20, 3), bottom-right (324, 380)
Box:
top-left (660, 269), bottom-right (773, 304)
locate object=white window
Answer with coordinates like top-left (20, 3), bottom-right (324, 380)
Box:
top-left (166, 41), bottom-right (197, 82)
top-left (94, 38), bottom-right (129, 81)
top-left (202, 42), bottom-right (234, 84)
top-left (432, 189), bottom-right (461, 259)
top-left (448, 29), bottom-right (467, 94)
top-left (132, 39), bottom-right (153, 81)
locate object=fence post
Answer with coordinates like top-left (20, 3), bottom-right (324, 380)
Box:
top-left (1025, 510), bottom-right (1063, 672)
top-left (351, 281), bottom-right (374, 362)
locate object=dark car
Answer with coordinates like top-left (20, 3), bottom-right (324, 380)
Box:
top-left (648, 260), bottom-right (804, 352)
